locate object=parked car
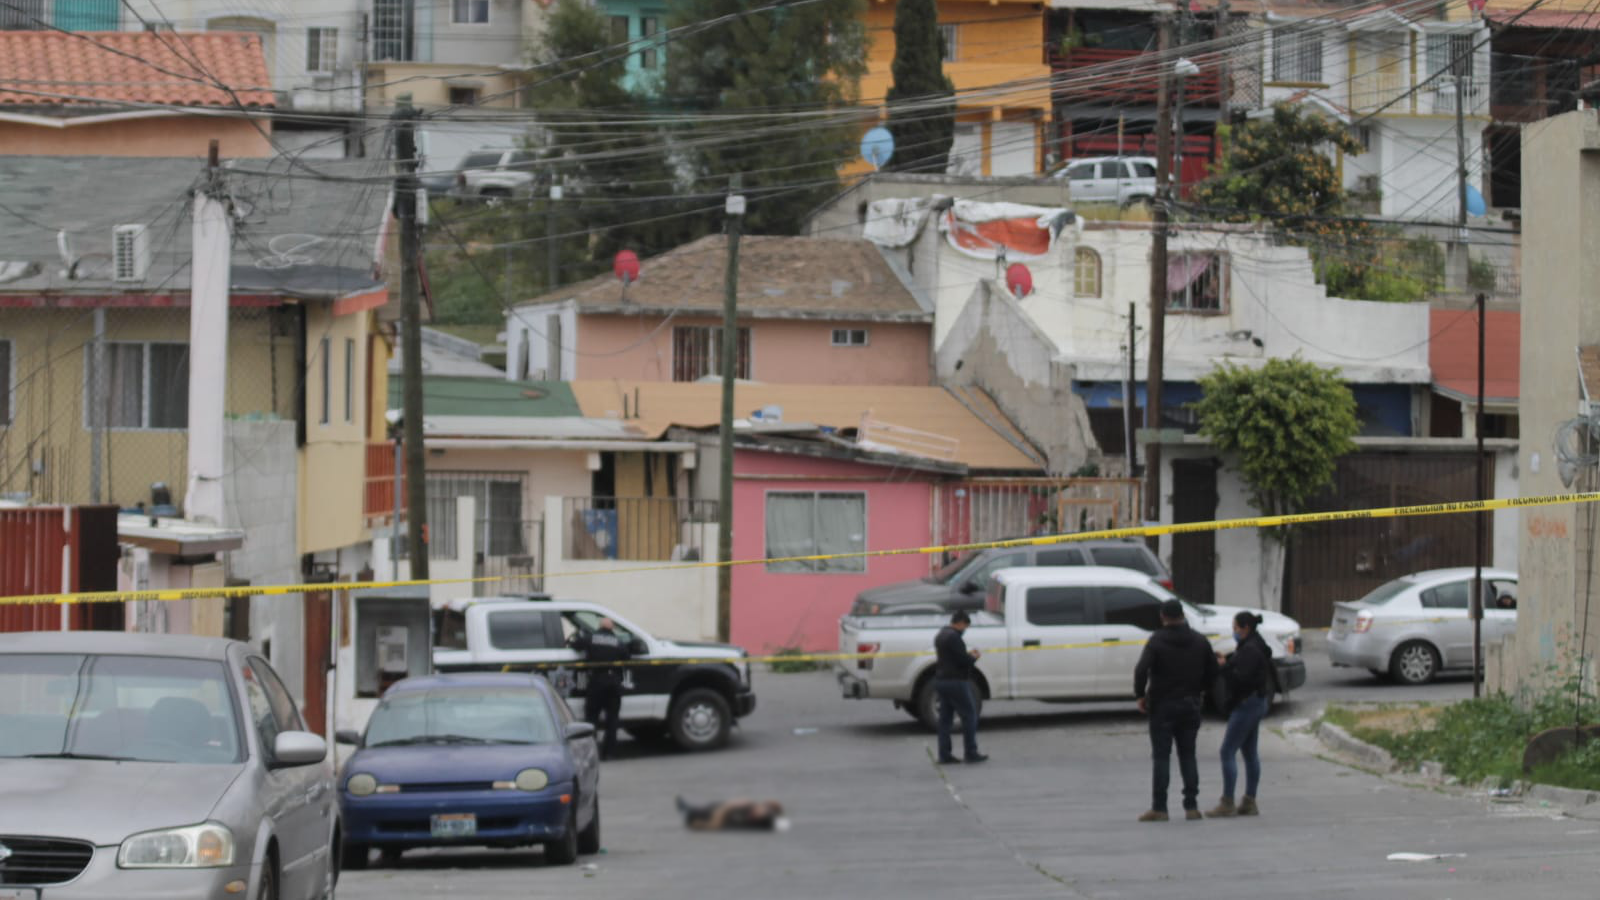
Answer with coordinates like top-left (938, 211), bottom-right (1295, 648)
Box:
top-left (1327, 567), bottom-right (1519, 685)
top-left (849, 538), bottom-right (1172, 617)
top-left (433, 598), bottom-right (756, 752)
top-left (0, 631), bottom-right (336, 900)
top-left (337, 672), bottom-right (599, 868)
top-left (1054, 156), bottom-right (1159, 207)
top-left (838, 566), bottom-right (1306, 728)
top-left (453, 148), bottom-right (541, 200)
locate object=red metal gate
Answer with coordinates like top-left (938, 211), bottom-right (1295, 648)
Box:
top-left (0, 505), bottom-right (120, 632)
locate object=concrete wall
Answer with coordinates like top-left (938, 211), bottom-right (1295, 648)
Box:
top-left (1498, 111), bottom-right (1600, 698)
top-left (729, 450), bottom-right (938, 653)
top-left (542, 495), bottom-right (721, 642)
top-left (0, 118), bottom-right (272, 158)
top-left (937, 279), bottom-right (1098, 474)
top-left (1377, 117), bottom-right (1486, 222)
top-left (298, 304), bottom-right (372, 555)
top-left (365, 64), bottom-right (525, 109)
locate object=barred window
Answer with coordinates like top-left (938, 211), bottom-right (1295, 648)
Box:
top-left (1271, 28), bottom-right (1323, 84)
top-left (672, 326), bottom-right (750, 382)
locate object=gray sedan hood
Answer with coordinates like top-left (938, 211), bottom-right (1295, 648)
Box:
top-left (0, 759), bottom-right (243, 845)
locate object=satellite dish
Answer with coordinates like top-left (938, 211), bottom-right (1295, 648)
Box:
top-left (613, 249), bottom-right (640, 285)
top-left (1465, 185), bottom-right (1487, 218)
top-left (861, 127), bottom-right (894, 171)
top-left (1005, 263), bottom-right (1034, 299)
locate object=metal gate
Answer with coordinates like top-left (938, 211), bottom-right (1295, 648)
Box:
top-left (1171, 459), bottom-right (1220, 606)
top-left (1286, 452), bottom-right (1493, 627)
top-left (931, 478), bottom-right (1142, 568)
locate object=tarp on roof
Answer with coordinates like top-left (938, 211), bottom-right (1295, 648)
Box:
top-left (941, 201), bottom-right (1076, 262)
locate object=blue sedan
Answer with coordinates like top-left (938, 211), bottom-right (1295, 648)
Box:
top-left (336, 672), bottom-right (600, 867)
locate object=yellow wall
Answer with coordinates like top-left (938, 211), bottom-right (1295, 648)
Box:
top-left (0, 306), bottom-right (294, 508)
top-left (0, 117), bottom-right (272, 158)
top-left (365, 65), bottom-right (525, 109)
top-left (297, 303), bottom-right (374, 555)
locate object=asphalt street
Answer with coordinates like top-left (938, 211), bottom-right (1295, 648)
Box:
top-left (337, 637), bottom-right (1593, 900)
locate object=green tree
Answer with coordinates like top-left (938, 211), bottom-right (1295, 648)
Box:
top-left (1192, 103), bottom-right (1434, 303)
top-left (664, 0), bottom-right (868, 234)
top-left (1191, 357), bottom-right (1360, 518)
top-left (884, 0), bottom-right (955, 173)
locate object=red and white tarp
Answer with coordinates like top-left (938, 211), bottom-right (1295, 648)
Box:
top-left (941, 201), bottom-right (1075, 262)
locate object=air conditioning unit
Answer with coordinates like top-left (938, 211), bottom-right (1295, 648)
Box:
top-left (112, 224), bottom-right (149, 283)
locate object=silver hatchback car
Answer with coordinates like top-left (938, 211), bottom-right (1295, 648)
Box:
top-left (0, 632), bottom-right (338, 900)
top-left (1327, 567), bottom-right (1519, 685)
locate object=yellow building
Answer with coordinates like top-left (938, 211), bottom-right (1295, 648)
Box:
top-left (856, 0), bottom-right (1053, 177)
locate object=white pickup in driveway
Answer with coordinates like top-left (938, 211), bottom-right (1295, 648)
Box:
top-left (837, 567), bottom-right (1306, 728)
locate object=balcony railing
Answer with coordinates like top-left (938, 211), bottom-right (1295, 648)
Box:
top-left (364, 442), bottom-right (405, 523)
top-left (562, 497), bottom-right (718, 562)
top-left (1051, 48), bottom-right (1221, 107)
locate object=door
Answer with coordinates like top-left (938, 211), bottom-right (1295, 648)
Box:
top-left (1066, 162), bottom-right (1106, 201)
top-left (302, 590), bottom-right (331, 737)
top-left (1419, 580), bottom-right (1474, 667)
top-left (1009, 585), bottom-right (1100, 698)
top-left (562, 611), bottom-right (665, 721)
top-left (1101, 160), bottom-right (1131, 203)
top-left (243, 657), bottom-right (328, 899)
top-left (1484, 577), bottom-right (1519, 643)
top-left (1094, 586), bottom-right (1168, 696)
top-left (1170, 459), bottom-right (1219, 605)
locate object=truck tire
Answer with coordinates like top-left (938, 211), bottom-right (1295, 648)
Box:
top-left (669, 688), bottom-right (732, 751)
top-left (913, 679), bottom-right (983, 732)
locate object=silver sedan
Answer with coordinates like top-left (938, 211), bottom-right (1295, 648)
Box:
top-left (0, 631), bottom-right (338, 899)
top-left (1327, 567), bottom-right (1519, 685)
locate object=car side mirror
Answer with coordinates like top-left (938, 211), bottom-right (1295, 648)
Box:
top-left (566, 721), bottom-right (596, 742)
top-left (273, 731), bottom-right (328, 768)
top-left (334, 729), bottom-right (364, 748)
top-left (630, 638), bottom-right (648, 655)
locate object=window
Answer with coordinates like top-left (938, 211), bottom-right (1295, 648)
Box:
top-left (1421, 581), bottom-right (1471, 610)
top-left (1166, 253), bottom-right (1226, 312)
top-left (448, 86), bottom-right (480, 106)
top-left (963, 552), bottom-right (1026, 592)
top-left (1100, 161), bottom-right (1131, 179)
top-left (940, 23), bottom-right (958, 62)
top-left (0, 0), bottom-right (44, 29)
top-left (240, 661), bottom-right (282, 759)
top-left (372, 0), bottom-right (416, 61)
top-left (1132, 161), bottom-right (1157, 178)
top-left (1099, 587), bottom-right (1164, 631)
top-left (1271, 28), bottom-right (1323, 84)
top-left (460, 151), bottom-right (503, 171)
top-left (672, 325), bottom-right (750, 382)
top-left (1427, 33), bottom-right (1478, 99)
top-left (427, 472), bottom-right (528, 558)
top-left (0, 339), bottom-right (10, 424)
top-left (1025, 586), bottom-right (1094, 626)
top-left (830, 328), bottom-right (869, 347)
top-left (488, 610), bottom-right (561, 650)
top-left (1036, 548), bottom-right (1085, 566)
top-left (85, 342), bottom-right (188, 430)
top-left (1087, 545), bottom-right (1162, 575)
top-left (1067, 163), bottom-right (1095, 181)
top-left (609, 15), bottom-right (630, 46)
top-left (51, 0), bottom-right (118, 31)
top-left (1074, 247), bottom-right (1101, 298)
top-left (640, 16), bottom-right (661, 69)
top-left (343, 338), bottom-right (355, 422)
top-left (452, 0), bottom-right (488, 24)
top-left (253, 657), bottom-right (305, 733)
top-left (319, 337), bottom-right (330, 424)
top-left (306, 27), bottom-right (337, 72)
top-left (764, 491), bottom-right (867, 573)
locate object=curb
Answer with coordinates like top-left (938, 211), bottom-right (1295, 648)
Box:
top-left (1313, 720), bottom-right (1397, 772)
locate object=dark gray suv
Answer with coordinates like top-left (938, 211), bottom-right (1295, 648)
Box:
top-left (849, 539), bottom-right (1172, 616)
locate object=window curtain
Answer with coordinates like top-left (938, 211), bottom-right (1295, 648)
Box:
top-left (1166, 254), bottom-right (1212, 294)
top-left (765, 493), bottom-right (818, 573)
top-left (813, 493), bottom-right (866, 573)
top-left (147, 344), bottom-right (189, 429)
top-left (105, 343), bottom-right (144, 428)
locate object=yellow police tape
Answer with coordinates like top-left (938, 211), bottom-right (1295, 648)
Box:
top-left (3, 488), bottom-right (1585, 608)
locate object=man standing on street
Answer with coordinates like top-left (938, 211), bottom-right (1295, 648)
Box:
top-left (1133, 600), bottom-right (1218, 821)
top-left (933, 610), bottom-right (988, 765)
top-left (570, 617), bottom-right (631, 760)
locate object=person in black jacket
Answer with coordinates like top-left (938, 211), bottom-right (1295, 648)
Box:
top-left (1133, 600), bottom-right (1219, 821)
top-left (569, 618), bottom-right (631, 760)
top-left (933, 611), bottom-right (987, 765)
top-left (1209, 611), bottom-right (1276, 818)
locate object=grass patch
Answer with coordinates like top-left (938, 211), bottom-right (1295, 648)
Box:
top-left (767, 647), bottom-right (827, 674)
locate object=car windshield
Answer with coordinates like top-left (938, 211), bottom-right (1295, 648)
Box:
top-left (930, 552), bottom-right (978, 585)
top-left (1356, 579), bottom-right (1416, 606)
top-left (365, 688), bottom-right (558, 748)
top-left (0, 653), bottom-right (242, 764)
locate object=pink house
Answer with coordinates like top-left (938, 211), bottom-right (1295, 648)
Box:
top-left (505, 235), bottom-right (935, 386)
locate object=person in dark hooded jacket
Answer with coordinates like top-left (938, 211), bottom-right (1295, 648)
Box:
top-left (1208, 611), bottom-right (1276, 818)
top-left (1134, 600), bottom-right (1219, 821)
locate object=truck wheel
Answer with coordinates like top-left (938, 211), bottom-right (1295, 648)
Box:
top-left (913, 680), bottom-right (982, 732)
top-left (669, 688), bottom-right (731, 751)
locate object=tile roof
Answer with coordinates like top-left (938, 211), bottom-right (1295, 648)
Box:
top-left (570, 381), bottom-right (1043, 471)
top-left (0, 31), bottom-right (274, 109)
top-left (1484, 8), bottom-right (1600, 29)
top-left (518, 235), bottom-right (931, 322)
top-left (1429, 308), bottom-right (1520, 404)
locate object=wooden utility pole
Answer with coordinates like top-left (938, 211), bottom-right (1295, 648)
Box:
top-left (1472, 290), bottom-right (1486, 697)
top-left (1144, 16), bottom-right (1175, 537)
top-left (716, 176), bottom-right (745, 643)
top-left (1125, 301), bottom-right (1137, 474)
top-left (1217, 0), bottom-right (1231, 126)
top-left (395, 94), bottom-right (429, 578)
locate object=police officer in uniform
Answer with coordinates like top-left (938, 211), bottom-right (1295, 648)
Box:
top-left (570, 617), bottom-right (631, 759)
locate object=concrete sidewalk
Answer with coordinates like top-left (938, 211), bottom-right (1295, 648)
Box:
top-left (339, 672), bottom-right (1596, 899)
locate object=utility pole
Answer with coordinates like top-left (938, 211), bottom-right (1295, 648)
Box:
top-left (1144, 15), bottom-right (1175, 538)
top-left (547, 179), bottom-right (562, 292)
top-left (394, 95), bottom-right (429, 578)
top-left (1450, 73), bottom-right (1470, 291)
top-left (1472, 290), bottom-right (1486, 697)
top-left (1216, 0), bottom-right (1231, 127)
top-left (355, 12), bottom-right (369, 158)
top-left (1124, 301), bottom-right (1137, 475)
top-left (716, 176), bottom-right (745, 643)
top-left (187, 139), bottom-right (230, 528)
top-left (89, 309), bottom-right (105, 502)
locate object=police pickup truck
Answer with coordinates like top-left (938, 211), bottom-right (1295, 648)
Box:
top-left (837, 567), bottom-right (1306, 728)
top-left (434, 597), bottom-right (756, 751)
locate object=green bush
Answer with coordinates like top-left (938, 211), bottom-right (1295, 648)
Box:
top-left (768, 647), bottom-right (827, 674)
top-left (1468, 256), bottom-right (1499, 293)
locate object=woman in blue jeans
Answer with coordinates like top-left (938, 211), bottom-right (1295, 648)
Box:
top-left (1208, 612), bottom-right (1275, 817)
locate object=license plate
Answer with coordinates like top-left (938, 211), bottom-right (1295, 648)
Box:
top-left (0, 889), bottom-right (40, 900)
top-left (431, 813), bottom-right (477, 838)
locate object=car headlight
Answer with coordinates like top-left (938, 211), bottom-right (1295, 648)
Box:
top-left (118, 822), bottom-right (234, 869)
top-left (1283, 633), bottom-right (1301, 656)
top-left (346, 773), bottom-right (378, 796)
top-left (514, 768), bottom-right (549, 791)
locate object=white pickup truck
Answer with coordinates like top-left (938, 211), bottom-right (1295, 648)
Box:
top-left (837, 567), bottom-right (1306, 728)
top-left (433, 597), bottom-right (756, 751)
